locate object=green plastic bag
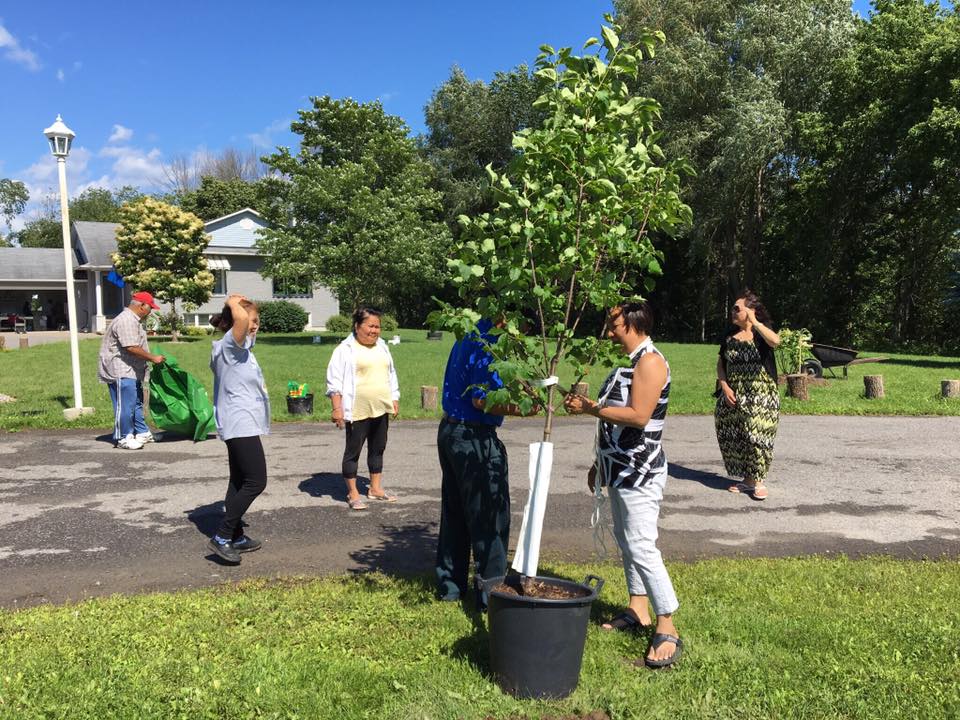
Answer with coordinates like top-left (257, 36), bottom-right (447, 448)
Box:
top-left (148, 350), bottom-right (216, 441)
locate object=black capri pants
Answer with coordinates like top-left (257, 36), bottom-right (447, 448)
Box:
top-left (342, 413), bottom-right (389, 477)
top-left (217, 435), bottom-right (268, 540)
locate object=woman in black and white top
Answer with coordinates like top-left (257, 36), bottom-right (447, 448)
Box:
top-left (564, 301), bottom-right (682, 669)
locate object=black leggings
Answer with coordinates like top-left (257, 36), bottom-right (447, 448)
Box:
top-left (217, 435), bottom-right (267, 540)
top-left (342, 414), bottom-right (389, 478)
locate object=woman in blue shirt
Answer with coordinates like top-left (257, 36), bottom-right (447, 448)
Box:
top-left (207, 294), bottom-right (271, 564)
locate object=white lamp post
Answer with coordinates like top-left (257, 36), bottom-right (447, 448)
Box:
top-left (44, 114), bottom-right (93, 420)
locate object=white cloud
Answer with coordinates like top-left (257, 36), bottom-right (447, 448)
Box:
top-left (100, 145), bottom-right (165, 187)
top-left (56, 68), bottom-right (64, 82)
top-left (247, 118), bottom-right (291, 148)
top-left (0, 21), bottom-right (41, 71)
top-left (107, 124), bottom-right (133, 143)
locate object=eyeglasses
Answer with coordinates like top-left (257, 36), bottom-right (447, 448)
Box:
top-left (731, 305), bottom-right (743, 313)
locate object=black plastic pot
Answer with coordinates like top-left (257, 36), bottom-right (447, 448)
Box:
top-left (477, 574), bottom-right (603, 699)
top-left (286, 393), bottom-right (314, 415)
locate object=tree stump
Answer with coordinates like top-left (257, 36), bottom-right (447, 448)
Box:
top-left (572, 382), bottom-right (589, 397)
top-left (18, 336), bottom-right (28, 350)
top-left (786, 373), bottom-right (809, 401)
top-left (421, 385), bottom-right (438, 411)
top-left (863, 375), bottom-right (885, 399)
top-left (942, 380), bottom-right (960, 399)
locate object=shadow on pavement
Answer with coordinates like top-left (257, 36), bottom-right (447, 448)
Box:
top-left (669, 463), bottom-right (730, 491)
top-left (185, 500), bottom-right (224, 537)
top-left (350, 522), bottom-right (437, 581)
top-left (299, 472), bottom-right (375, 503)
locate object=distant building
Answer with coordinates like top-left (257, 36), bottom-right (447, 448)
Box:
top-left (0, 208), bottom-right (338, 332)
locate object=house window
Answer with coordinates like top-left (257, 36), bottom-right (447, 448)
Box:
top-left (212, 270), bottom-right (227, 295)
top-left (272, 276), bottom-right (313, 298)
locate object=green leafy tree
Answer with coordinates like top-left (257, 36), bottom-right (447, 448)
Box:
top-left (0, 178), bottom-right (29, 245)
top-left (257, 97), bottom-right (450, 319)
top-left (16, 218), bottom-right (61, 248)
top-left (613, 0), bottom-right (854, 339)
top-left (175, 176), bottom-right (268, 221)
top-left (18, 185), bottom-right (143, 248)
top-left (432, 19), bottom-right (692, 442)
top-left (771, 0), bottom-right (960, 350)
top-left (422, 65), bottom-right (545, 233)
top-left (112, 198), bottom-right (214, 341)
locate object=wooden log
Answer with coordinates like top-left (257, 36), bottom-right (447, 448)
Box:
top-left (863, 375), bottom-right (885, 399)
top-left (572, 382), bottom-right (589, 397)
top-left (942, 380), bottom-right (960, 399)
top-left (18, 336), bottom-right (28, 350)
top-left (421, 385), bottom-right (438, 411)
top-left (786, 373), bottom-right (809, 401)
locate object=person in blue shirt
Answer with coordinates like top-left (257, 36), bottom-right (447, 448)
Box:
top-left (435, 319), bottom-right (534, 609)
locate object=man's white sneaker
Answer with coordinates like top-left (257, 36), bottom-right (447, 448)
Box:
top-left (135, 432), bottom-right (155, 444)
top-left (117, 435), bottom-right (144, 450)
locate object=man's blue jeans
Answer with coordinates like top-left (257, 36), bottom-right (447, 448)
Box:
top-left (107, 378), bottom-right (149, 441)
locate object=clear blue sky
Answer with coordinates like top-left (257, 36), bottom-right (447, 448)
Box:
top-left (0, 0), bottom-right (894, 228)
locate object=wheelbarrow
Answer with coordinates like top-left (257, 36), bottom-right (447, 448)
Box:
top-left (802, 343), bottom-right (887, 379)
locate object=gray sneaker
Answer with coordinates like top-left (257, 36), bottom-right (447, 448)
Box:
top-left (135, 431), bottom-right (155, 444)
top-left (207, 538), bottom-right (241, 564)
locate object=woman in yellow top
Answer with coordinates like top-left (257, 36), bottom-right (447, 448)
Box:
top-left (326, 307), bottom-right (400, 510)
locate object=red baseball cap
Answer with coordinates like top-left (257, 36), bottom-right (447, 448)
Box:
top-left (131, 291), bottom-right (160, 309)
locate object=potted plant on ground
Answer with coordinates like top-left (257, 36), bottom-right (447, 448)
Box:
top-left (431, 17), bottom-right (691, 698)
top-left (777, 327), bottom-right (813, 399)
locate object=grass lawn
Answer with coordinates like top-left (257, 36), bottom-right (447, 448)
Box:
top-left (1, 329), bottom-right (959, 431)
top-left (0, 558), bottom-right (956, 719)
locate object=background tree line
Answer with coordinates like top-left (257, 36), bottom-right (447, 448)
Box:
top-left (2, 0), bottom-right (956, 350)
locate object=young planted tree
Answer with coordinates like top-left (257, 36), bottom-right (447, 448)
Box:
top-left (434, 18), bottom-right (692, 442)
top-left (432, 18), bottom-right (692, 578)
top-left (112, 198), bottom-right (214, 341)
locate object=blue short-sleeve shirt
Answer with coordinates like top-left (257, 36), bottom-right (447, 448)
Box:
top-left (210, 332), bottom-right (271, 440)
top-left (441, 319), bottom-right (504, 427)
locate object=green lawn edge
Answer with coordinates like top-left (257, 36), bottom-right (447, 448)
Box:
top-left (1, 557), bottom-right (957, 719)
top-left (2, 330), bottom-right (959, 430)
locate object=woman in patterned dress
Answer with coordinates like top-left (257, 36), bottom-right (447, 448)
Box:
top-left (715, 290), bottom-right (781, 501)
top-left (564, 301), bottom-right (682, 669)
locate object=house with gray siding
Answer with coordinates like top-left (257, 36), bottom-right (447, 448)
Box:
top-left (0, 208), bottom-right (338, 332)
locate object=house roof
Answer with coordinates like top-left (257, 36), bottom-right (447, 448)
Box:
top-left (72, 221), bottom-right (120, 268)
top-left (0, 247), bottom-right (74, 281)
top-left (204, 207), bottom-right (263, 227)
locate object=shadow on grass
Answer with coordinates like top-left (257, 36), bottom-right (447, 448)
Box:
top-left (448, 607), bottom-right (490, 676)
top-left (348, 522), bottom-right (441, 608)
top-left (878, 357), bottom-right (960, 369)
top-left (669, 462), bottom-right (730, 491)
top-left (254, 335), bottom-right (330, 346)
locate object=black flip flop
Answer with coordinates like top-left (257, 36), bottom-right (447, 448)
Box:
top-left (640, 633), bottom-right (683, 669)
top-left (602, 611), bottom-right (651, 633)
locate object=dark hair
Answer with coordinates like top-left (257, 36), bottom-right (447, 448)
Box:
top-left (737, 288), bottom-right (772, 326)
top-left (210, 299), bottom-right (258, 332)
top-left (617, 300), bottom-right (654, 335)
top-left (352, 306), bottom-right (383, 332)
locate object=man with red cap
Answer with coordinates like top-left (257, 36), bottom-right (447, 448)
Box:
top-left (97, 291), bottom-right (166, 449)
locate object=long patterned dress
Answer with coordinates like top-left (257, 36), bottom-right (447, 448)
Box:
top-left (714, 338), bottom-right (780, 482)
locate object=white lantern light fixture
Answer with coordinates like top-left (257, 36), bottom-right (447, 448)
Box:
top-left (43, 114), bottom-right (75, 158)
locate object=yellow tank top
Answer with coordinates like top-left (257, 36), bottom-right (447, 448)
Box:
top-left (351, 340), bottom-right (394, 421)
